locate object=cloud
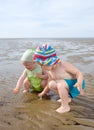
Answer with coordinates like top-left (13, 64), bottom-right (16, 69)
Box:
top-left (0, 0), bottom-right (94, 37)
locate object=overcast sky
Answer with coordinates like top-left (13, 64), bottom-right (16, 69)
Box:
top-left (0, 0), bottom-right (94, 38)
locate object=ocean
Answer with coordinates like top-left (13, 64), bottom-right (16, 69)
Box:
top-left (0, 38), bottom-right (94, 130)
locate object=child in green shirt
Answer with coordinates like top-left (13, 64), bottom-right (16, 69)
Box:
top-left (13, 49), bottom-right (48, 94)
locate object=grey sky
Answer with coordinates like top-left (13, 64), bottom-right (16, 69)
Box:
top-left (0, 0), bottom-right (94, 38)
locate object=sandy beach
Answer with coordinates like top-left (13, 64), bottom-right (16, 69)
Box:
top-left (0, 38), bottom-right (94, 130)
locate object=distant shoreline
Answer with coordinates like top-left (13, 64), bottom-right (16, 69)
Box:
top-left (0, 37), bottom-right (94, 39)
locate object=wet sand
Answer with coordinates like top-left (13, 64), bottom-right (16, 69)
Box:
top-left (0, 91), bottom-right (94, 130)
top-left (0, 38), bottom-right (94, 130)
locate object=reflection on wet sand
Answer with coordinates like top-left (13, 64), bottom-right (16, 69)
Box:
top-left (0, 92), bottom-right (94, 130)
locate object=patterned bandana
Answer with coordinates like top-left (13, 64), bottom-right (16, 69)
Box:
top-left (33, 44), bottom-right (61, 66)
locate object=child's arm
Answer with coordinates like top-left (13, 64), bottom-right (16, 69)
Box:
top-left (73, 70), bottom-right (84, 95)
top-left (36, 70), bottom-right (48, 80)
top-left (63, 62), bottom-right (84, 93)
top-left (13, 69), bottom-right (27, 94)
top-left (38, 86), bottom-right (49, 98)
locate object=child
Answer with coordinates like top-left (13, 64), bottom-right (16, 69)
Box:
top-left (33, 44), bottom-right (85, 113)
top-left (13, 49), bottom-right (48, 94)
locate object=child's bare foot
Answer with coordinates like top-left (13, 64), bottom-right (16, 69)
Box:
top-left (56, 105), bottom-right (70, 113)
top-left (23, 89), bottom-right (28, 93)
top-left (13, 88), bottom-right (20, 94)
top-left (57, 98), bottom-right (71, 103)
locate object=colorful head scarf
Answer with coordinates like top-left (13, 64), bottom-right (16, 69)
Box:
top-left (33, 44), bottom-right (61, 66)
top-left (21, 49), bottom-right (35, 62)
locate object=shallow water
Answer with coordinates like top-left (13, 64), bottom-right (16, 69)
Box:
top-left (0, 38), bottom-right (94, 130)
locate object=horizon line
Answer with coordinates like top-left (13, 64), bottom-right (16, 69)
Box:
top-left (0, 37), bottom-right (94, 39)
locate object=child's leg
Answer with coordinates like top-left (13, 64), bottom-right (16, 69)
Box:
top-left (23, 78), bottom-right (31, 93)
top-left (56, 80), bottom-right (70, 113)
top-left (39, 80), bottom-right (51, 98)
top-left (48, 80), bottom-right (58, 94)
top-left (57, 98), bottom-right (71, 103)
top-left (41, 79), bottom-right (48, 88)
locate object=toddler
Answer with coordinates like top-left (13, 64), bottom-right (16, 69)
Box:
top-left (13, 49), bottom-right (48, 94)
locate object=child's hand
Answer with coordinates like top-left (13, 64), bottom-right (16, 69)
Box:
top-left (36, 73), bottom-right (42, 78)
top-left (74, 82), bottom-right (81, 91)
top-left (74, 82), bottom-right (84, 95)
top-left (38, 91), bottom-right (45, 98)
top-left (13, 88), bottom-right (20, 94)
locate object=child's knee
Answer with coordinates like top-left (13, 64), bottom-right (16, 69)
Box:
top-left (23, 79), bottom-right (30, 88)
top-left (48, 80), bottom-right (57, 89)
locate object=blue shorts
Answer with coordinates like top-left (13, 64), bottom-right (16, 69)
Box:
top-left (64, 79), bottom-right (85, 98)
